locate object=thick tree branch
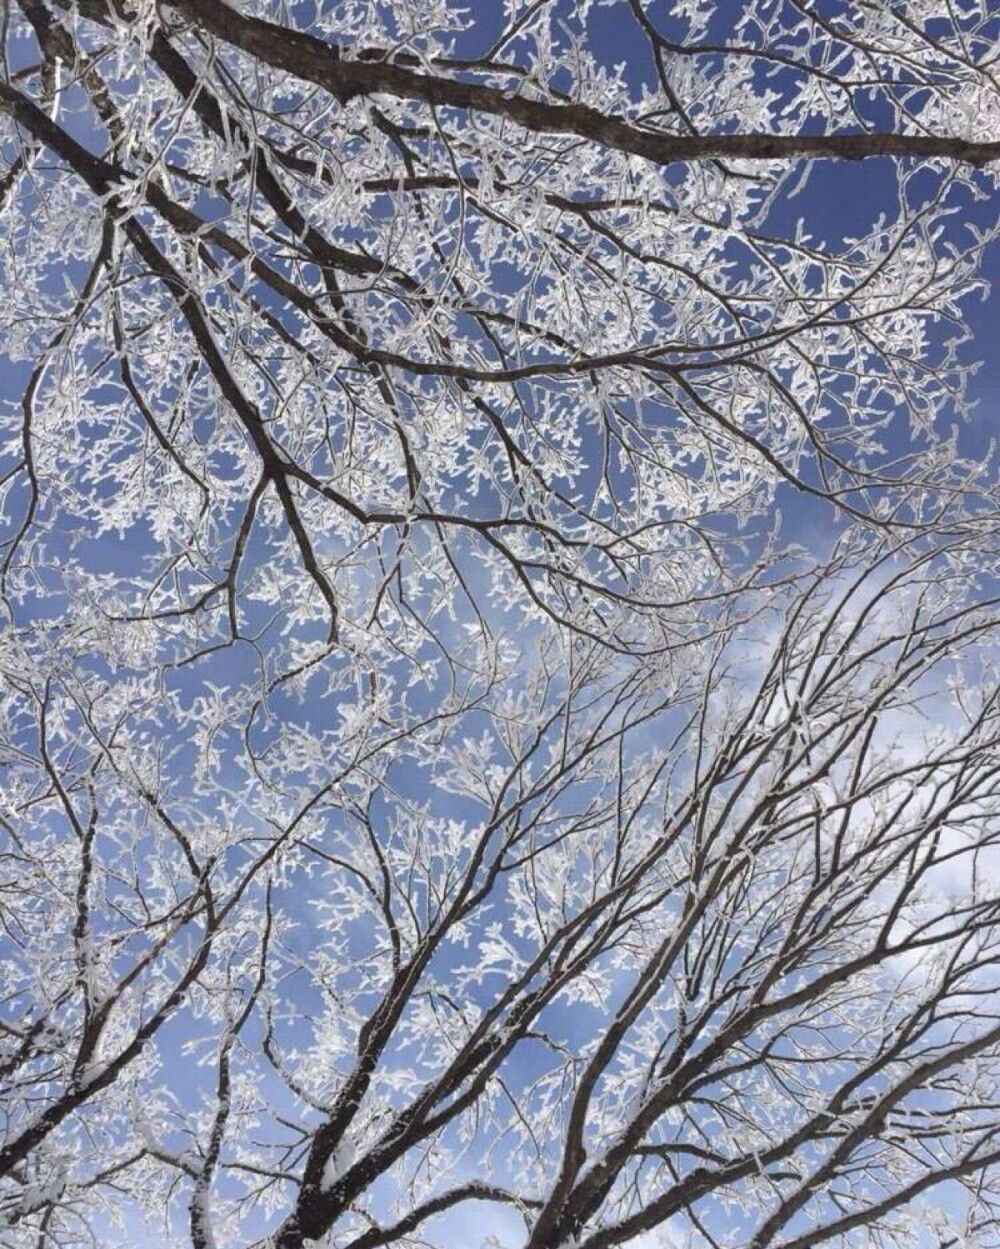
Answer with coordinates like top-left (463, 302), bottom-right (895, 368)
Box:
top-left (168, 0), bottom-right (1000, 168)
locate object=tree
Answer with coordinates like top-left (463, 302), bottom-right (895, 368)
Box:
top-left (1, 1), bottom-right (999, 1246)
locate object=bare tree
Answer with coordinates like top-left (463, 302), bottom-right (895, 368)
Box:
top-left (1, 2), bottom-right (999, 1247)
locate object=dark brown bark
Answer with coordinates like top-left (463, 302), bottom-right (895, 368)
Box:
top-left (169, 0), bottom-right (1000, 168)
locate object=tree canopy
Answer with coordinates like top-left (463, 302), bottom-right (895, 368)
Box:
top-left (1, 2), bottom-right (1000, 1247)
